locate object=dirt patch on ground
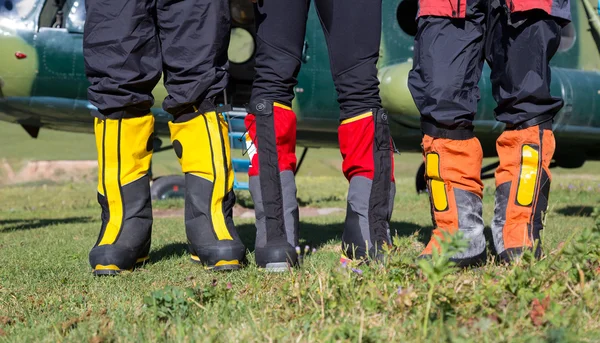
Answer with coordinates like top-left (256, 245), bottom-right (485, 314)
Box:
top-left (1, 159), bottom-right (97, 185)
top-left (153, 205), bottom-right (344, 219)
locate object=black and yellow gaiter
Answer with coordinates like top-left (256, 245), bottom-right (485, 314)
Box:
top-left (90, 114), bottom-right (154, 275)
top-left (169, 105), bottom-right (247, 271)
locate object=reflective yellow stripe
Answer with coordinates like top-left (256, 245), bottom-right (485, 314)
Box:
top-left (136, 256), bottom-right (149, 264)
top-left (426, 153), bottom-right (440, 178)
top-left (516, 145), bottom-right (539, 206)
top-left (274, 102), bottom-right (292, 111)
top-left (206, 112), bottom-right (233, 241)
top-left (98, 119), bottom-right (124, 246)
top-left (218, 113), bottom-right (235, 192)
top-left (93, 264), bottom-right (121, 271)
top-left (426, 153), bottom-right (448, 211)
top-left (431, 180), bottom-right (448, 211)
top-left (340, 111), bottom-right (373, 125)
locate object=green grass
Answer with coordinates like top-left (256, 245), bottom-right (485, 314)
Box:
top-left (1, 122), bottom-right (600, 342)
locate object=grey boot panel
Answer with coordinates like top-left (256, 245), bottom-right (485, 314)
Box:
top-left (453, 188), bottom-right (486, 260)
top-left (280, 170), bottom-right (300, 247)
top-left (250, 172), bottom-right (299, 249)
top-left (491, 182), bottom-right (511, 256)
top-left (343, 176), bottom-right (374, 254)
top-left (387, 182), bottom-right (396, 241)
top-left (249, 176), bottom-right (267, 248)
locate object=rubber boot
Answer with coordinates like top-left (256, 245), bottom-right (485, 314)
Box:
top-left (89, 114), bottom-right (154, 275)
top-left (245, 100), bottom-right (299, 271)
top-left (338, 109), bottom-right (396, 262)
top-left (419, 134), bottom-right (487, 267)
top-left (492, 123), bottom-right (555, 263)
top-left (169, 102), bottom-right (247, 271)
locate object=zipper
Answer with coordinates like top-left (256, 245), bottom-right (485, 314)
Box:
top-left (201, 113), bottom-right (217, 211)
top-left (456, 0), bottom-right (461, 17)
top-left (216, 112), bottom-right (229, 196)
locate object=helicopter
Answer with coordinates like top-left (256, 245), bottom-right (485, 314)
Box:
top-left (1, 0), bottom-right (599, 198)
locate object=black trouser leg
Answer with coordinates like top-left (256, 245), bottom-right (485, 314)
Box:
top-left (315, 0), bottom-right (382, 120)
top-left (83, 0), bottom-right (161, 117)
top-left (157, 0), bottom-right (230, 116)
top-left (486, 8), bottom-right (563, 128)
top-left (250, 0), bottom-right (310, 105)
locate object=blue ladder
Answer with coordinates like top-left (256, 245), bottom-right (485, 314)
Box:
top-left (220, 107), bottom-right (251, 191)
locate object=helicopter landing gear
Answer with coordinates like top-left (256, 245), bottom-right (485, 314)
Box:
top-left (148, 137), bottom-right (186, 200)
top-left (416, 162), bottom-right (427, 194)
top-left (151, 175), bottom-right (186, 200)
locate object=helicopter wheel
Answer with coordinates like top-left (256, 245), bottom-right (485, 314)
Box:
top-left (151, 175), bottom-right (186, 200)
top-left (415, 162), bottom-right (427, 194)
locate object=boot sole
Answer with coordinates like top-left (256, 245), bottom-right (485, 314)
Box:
top-left (264, 262), bottom-right (290, 272)
top-left (190, 255), bottom-right (242, 271)
top-left (418, 251), bottom-right (487, 268)
top-left (92, 256), bottom-right (149, 276)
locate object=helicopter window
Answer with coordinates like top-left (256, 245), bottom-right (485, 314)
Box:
top-left (65, 0), bottom-right (85, 33)
top-left (2, 0), bottom-right (14, 11)
top-left (39, 0), bottom-right (67, 28)
top-left (228, 27), bottom-right (255, 64)
top-left (1, 0), bottom-right (36, 18)
top-left (396, 0), bottom-right (418, 36)
top-left (558, 22), bottom-right (576, 52)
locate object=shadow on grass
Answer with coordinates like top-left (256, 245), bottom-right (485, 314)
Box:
top-left (555, 205), bottom-right (596, 217)
top-left (150, 242), bottom-right (189, 261)
top-left (237, 220), bottom-right (430, 251)
top-left (145, 221), bottom-right (431, 264)
top-left (483, 226), bottom-right (498, 257)
top-left (419, 226), bottom-right (502, 257)
top-left (0, 217), bottom-right (93, 232)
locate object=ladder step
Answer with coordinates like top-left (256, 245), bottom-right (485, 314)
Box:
top-left (232, 158), bottom-right (250, 173)
top-left (224, 108), bottom-right (251, 191)
top-left (234, 181), bottom-right (249, 191)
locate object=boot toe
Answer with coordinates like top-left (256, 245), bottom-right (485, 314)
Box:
top-left (89, 244), bottom-right (150, 276)
top-left (190, 242), bottom-right (247, 271)
top-left (255, 243), bottom-right (298, 270)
